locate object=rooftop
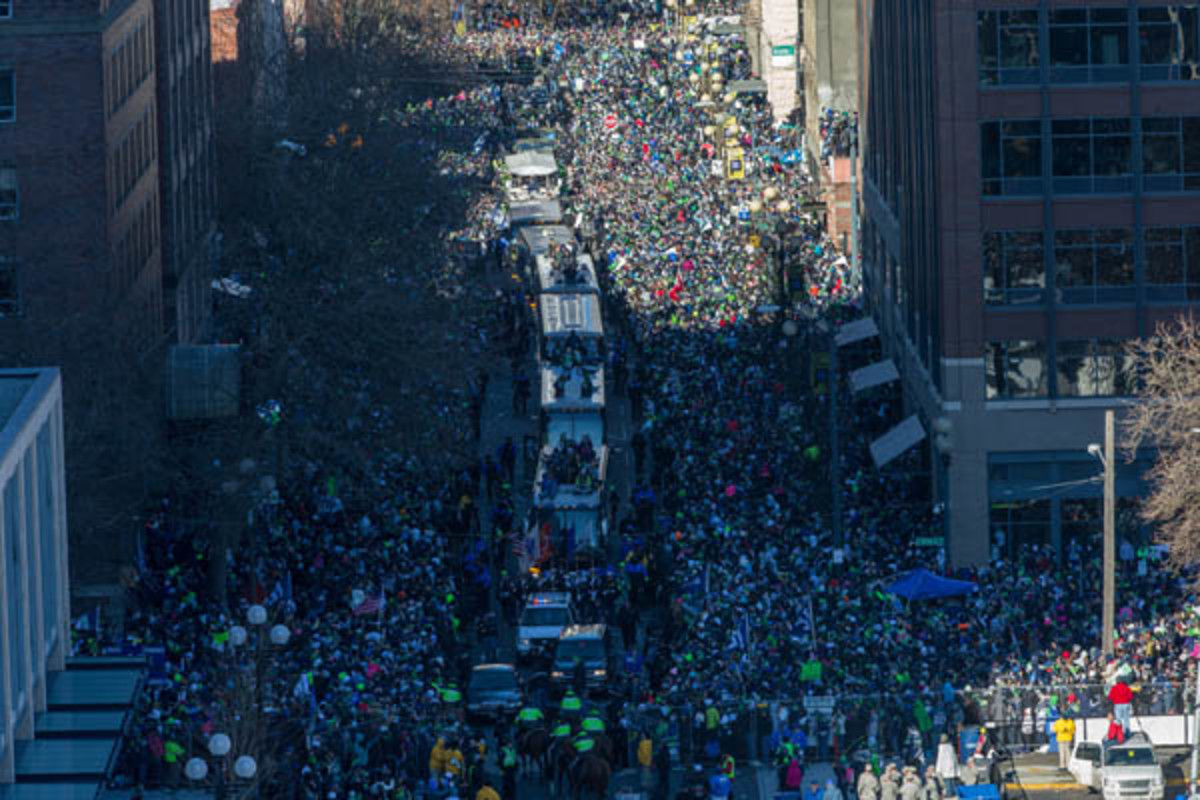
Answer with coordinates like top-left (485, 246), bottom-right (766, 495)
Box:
top-left (0, 369), bottom-right (59, 458)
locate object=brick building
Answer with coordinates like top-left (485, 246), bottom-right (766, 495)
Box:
top-left (857, 0), bottom-right (1200, 564)
top-left (155, 0), bottom-right (218, 344)
top-left (0, 0), bottom-right (163, 345)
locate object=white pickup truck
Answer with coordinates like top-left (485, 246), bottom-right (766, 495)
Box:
top-left (1068, 733), bottom-right (1165, 800)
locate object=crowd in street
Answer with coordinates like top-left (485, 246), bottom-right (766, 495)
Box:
top-left (81, 1), bottom-right (1200, 799)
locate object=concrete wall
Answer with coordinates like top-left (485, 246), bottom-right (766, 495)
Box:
top-left (760, 0), bottom-right (798, 121)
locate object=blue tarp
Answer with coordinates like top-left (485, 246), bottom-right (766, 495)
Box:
top-left (886, 569), bottom-right (978, 601)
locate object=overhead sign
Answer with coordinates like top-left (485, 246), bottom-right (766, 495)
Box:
top-left (915, 536), bottom-right (945, 548)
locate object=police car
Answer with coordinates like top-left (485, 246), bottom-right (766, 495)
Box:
top-left (517, 592), bottom-right (574, 662)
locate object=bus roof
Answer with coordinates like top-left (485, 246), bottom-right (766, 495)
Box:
top-left (539, 293), bottom-right (603, 337)
top-left (506, 150), bottom-right (558, 176)
top-left (519, 225), bottom-right (576, 256)
top-left (536, 252), bottom-right (599, 294)
top-left (509, 200), bottom-right (563, 226)
top-left (541, 364), bottom-right (605, 411)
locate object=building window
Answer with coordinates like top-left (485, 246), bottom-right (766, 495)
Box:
top-left (1145, 226), bottom-right (1200, 301)
top-left (981, 120), bottom-right (1043, 196)
top-left (1051, 118), bottom-right (1133, 193)
top-left (0, 257), bottom-right (16, 317)
top-left (990, 499), bottom-right (1052, 554)
top-left (1053, 228), bottom-right (1135, 304)
top-left (1139, 6), bottom-right (1200, 82)
top-left (1057, 339), bottom-right (1134, 397)
top-left (0, 167), bottom-right (15, 220)
top-left (986, 339), bottom-right (1048, 398)
top-left (1049, 8), bottom-right (1130, 83)
top-left (1141, 116), bottom-right (1200, 191)
top-left (979, 10), bottom-right (1040, 85)
top-left (0, 69), bottom-right (13, 122)
top-left (0, 1), bottom-right (10, 19)
top-left (983, 230), bottom-right (1045, 305)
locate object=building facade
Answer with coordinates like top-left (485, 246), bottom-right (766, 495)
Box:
top-left (155, 0), bottom-right (217, 344)
top-left (857, 0), bottom-right (1199, 565)
top-left (0, 0), bottom-right (163, 347)
top-left (799, 0), bottom-right (858, 248)
top-left (0, 368), bottom-right (70, 781)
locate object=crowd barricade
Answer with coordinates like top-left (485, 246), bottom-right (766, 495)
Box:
top-left (615, 682), bottom-right (1197, 770)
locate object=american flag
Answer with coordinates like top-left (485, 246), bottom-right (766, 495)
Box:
top-left (353, 592), bottom-right (385, 617)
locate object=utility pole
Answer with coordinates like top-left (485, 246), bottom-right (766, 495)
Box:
top-left (1103, 409), bottom-right (1115, 658)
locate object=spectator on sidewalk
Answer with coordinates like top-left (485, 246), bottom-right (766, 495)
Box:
top-left (1052, 716), bottom-right (1076, 770)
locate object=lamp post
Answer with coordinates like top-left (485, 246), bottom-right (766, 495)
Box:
top-left (186, 732), bottom-right (257, 800)
top-left (190, 606), bottom-right (289, 798)
top-left (1086, 408), bottom-right (1116, 660)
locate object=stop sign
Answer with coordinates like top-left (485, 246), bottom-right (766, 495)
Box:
top-left (604, 114), bottom-right (618, 130)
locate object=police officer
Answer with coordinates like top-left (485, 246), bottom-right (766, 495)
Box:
top-left (551, 720), bottom-right (573, 743)
top-left (516, 704), bottom-right (545, 729)
top-left (573, 729), bottom-right (596, 755)
top-left (560, 688), bottom-right (583, 718)
top-left (501, 740), bottom-right (519, 800)
top-left (439, 681), bottom-right (463, 705)
top-left (581, 709), bottom-right (606, 735)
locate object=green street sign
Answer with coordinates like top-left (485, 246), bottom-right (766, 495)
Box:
top-left (772, 45), bottom-right (795, 56)
top-left (914, 536), bottom-right (945, 547)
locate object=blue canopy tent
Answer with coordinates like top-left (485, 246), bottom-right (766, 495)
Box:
top-left (886, 569), bottom-right (978, 601)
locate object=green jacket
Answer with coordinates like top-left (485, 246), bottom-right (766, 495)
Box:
top-left (581, 716), bottom-right (605, 733)
top-left (561, 693), bottom-right (582, 711)
top-left (518, 707), bottom-right (545, 723)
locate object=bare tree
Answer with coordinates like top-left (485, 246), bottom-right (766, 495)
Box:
top-left (1123, 315), bottom-right (1200, 571)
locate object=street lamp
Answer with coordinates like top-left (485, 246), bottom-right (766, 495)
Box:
top-left (247, 604), bottom-right (268, 626)
top-left (1086, 408), bottom-right (1116, 660)
top-left (270, 624), bottom-right (291, 646)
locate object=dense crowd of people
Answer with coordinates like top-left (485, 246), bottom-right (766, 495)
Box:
top-left (82, 1), bottom-right (1200, 798)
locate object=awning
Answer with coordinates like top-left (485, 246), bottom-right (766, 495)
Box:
top-left (849, 359), bottom-right (900, 393)
top-left (886, 569), bottom-right (977, 601)
top-left (869, 414), bottom-right (926, 469)
top-left (834, 316), bottom-right (879, 347)
top-left (505, 150), bottom-right (557, 176)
